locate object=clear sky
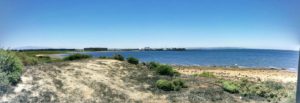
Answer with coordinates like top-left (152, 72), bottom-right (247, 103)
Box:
top-left (0, 0), bottom-right (299, 50)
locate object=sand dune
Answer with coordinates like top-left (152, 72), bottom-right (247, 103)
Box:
top-left (1, 59), bottom-right (166, 103)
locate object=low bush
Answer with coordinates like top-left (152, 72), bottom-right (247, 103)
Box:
top-left (156, 79), bottom-right (186, 91)
top-left (37, 55), bottom-right (51, 59)
top-left (156, 79), bottom-right (173, 91)
top-left (113, 54), bottom-right (124, 61)
top-left (221, 78), bottom-right (287, 102)
top-left (263, 81), bottom-right (284, 90)
top-left (99, 56), bottom-right (109, 59)
top-left (172, 78), bottom-right (187, 88)
top-left (127, 57), bottom-right (139, 65)
top-left (193, 72), bottom-right (216, 78)
top-left (222, 81), bottom-right (239, 93)
top-left (146, 62), bottom-right (160, 69)
top-left (63, 54), bottom-right (92, 61)
top-left (155, 65), bottom-right (179, 76)
top-left (15, 52), bottom-right (39, 66)
top-left (0, 50), bottom-right (23, 85)
top-left (242, 81), bottom-right (285, 98)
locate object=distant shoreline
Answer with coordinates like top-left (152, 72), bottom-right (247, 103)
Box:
top-left (13, 48), bottom-right (299, 52)
top-left (48, 52), bottom-right (296, 72)
top-left (44, 50), bottom-right (297, 72)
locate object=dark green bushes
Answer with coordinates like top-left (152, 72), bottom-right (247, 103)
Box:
top-left (146, 62), bottom-right (160, 69)
top-left (0, 50), bottom-right (23, 85)
top-left (156, 79), bottom-right (186, 91)
top-left (145, 62), bottom-right (179, 76)
top-left (63, 54), bottom-right (92, 61)
top-left (113, 54), bottom-right (124, 61)
top-left (127, 57), bottom-right (139, 65)
top-left (155, 65), bottom-right (179, 76)
top-left (99, 56), bottom-right (109, 59)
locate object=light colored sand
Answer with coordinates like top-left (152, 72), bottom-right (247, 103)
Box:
top-left (2, 59), bottom-right (167, 103)
top-left (175, 66), bottom-right (297, 83)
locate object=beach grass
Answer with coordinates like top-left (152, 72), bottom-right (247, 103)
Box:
top-left (193, 72), bottom-right (216, 78)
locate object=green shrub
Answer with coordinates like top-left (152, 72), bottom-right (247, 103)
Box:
top-left (127, 57), bottom-right (139, 65)
top-left (156, 79), bottom-right (174, 91)
top-left (99, 56), bottom-right (109, 59)
top-left (0, 50), bottom-right (23, 85)
top-left (221, 78), bottom-right (286, 102)
top-left (146, 62), bottom-right (180, 76)
top-left (155, 65), bottom-right (178, 76)
top-left (63, 53), bottom-right (92, 61)
top-left (15, 52), bottom-right (39, 66)
top-left (244, 81), bottom-right (284, 99)
top-left (222, 81), bottom-right (239, 93)
top-left (263, 81), bottom-right (283, 90)
top-left (194, 72), bottom-right (216, 78)
top-left (172, 78), bottom-right (187, 88)
top-left (37, 55), bottom-right (51, 59)
top-left (147, 62), bottom-right (160, 69)
top-left (113, 54), bottom-right (124, 61)
top-left (156, 79), bottom-right (186, 91)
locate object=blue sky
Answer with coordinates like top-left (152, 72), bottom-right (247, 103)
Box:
top-left (1, 0), bottom-right (299, 50)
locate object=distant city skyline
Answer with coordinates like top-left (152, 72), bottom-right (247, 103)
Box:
top-left (1, 0), bottom-right (299, 50)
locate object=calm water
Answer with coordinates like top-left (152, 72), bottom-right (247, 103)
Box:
top-left (61, 49), bottom-right (299, 71)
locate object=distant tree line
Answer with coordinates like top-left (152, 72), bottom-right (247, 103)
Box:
top-left (84, 48), bottom-right (108, 51)
top-left (14, 49), bottom-right (76, 52)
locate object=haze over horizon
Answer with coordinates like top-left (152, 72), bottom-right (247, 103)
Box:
top-left (1, 0), bottom-right (299, 50)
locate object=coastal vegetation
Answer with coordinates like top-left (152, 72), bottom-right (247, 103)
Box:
top-left (126, 57), bottom-right (139, 65)
top-left (144, 61), bottom-right (180, 76)
top-left (63, 53), bottom-right (92, 61)
top-left (0, 49), bottom-right (24, 97)
top-left (14, 52), bottom-right (39, 66)
top-left (146, 61), bottom-right (160, 69)
top-left (17, 50), bottom-right (70, 56)
top-left (222, 80), bottom-right (239, 93)
top-left (0, 50), bottom-right (23, 85)
top-left (193, 72), bottom-right (216, 78)
top-left (156, 79), bottom-right (187, 91)
top-left (113, 54), bottom-right (124, 61)
top-left (155, 64), bottom-right (179, 76)
top-left (0, 51), bottom-right (296, 103)
top-left (98, 56), bottom-right (109, 59)
top-left (219, 79), bottom-right (288, 102)
top-left (12, 50), bottom-right (66, 65)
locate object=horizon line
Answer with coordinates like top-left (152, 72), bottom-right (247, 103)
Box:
top-left (7, 46), bottom-right (300, 52)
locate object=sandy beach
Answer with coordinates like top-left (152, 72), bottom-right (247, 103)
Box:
top-left (175, 66), bottom-right (297, 83)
